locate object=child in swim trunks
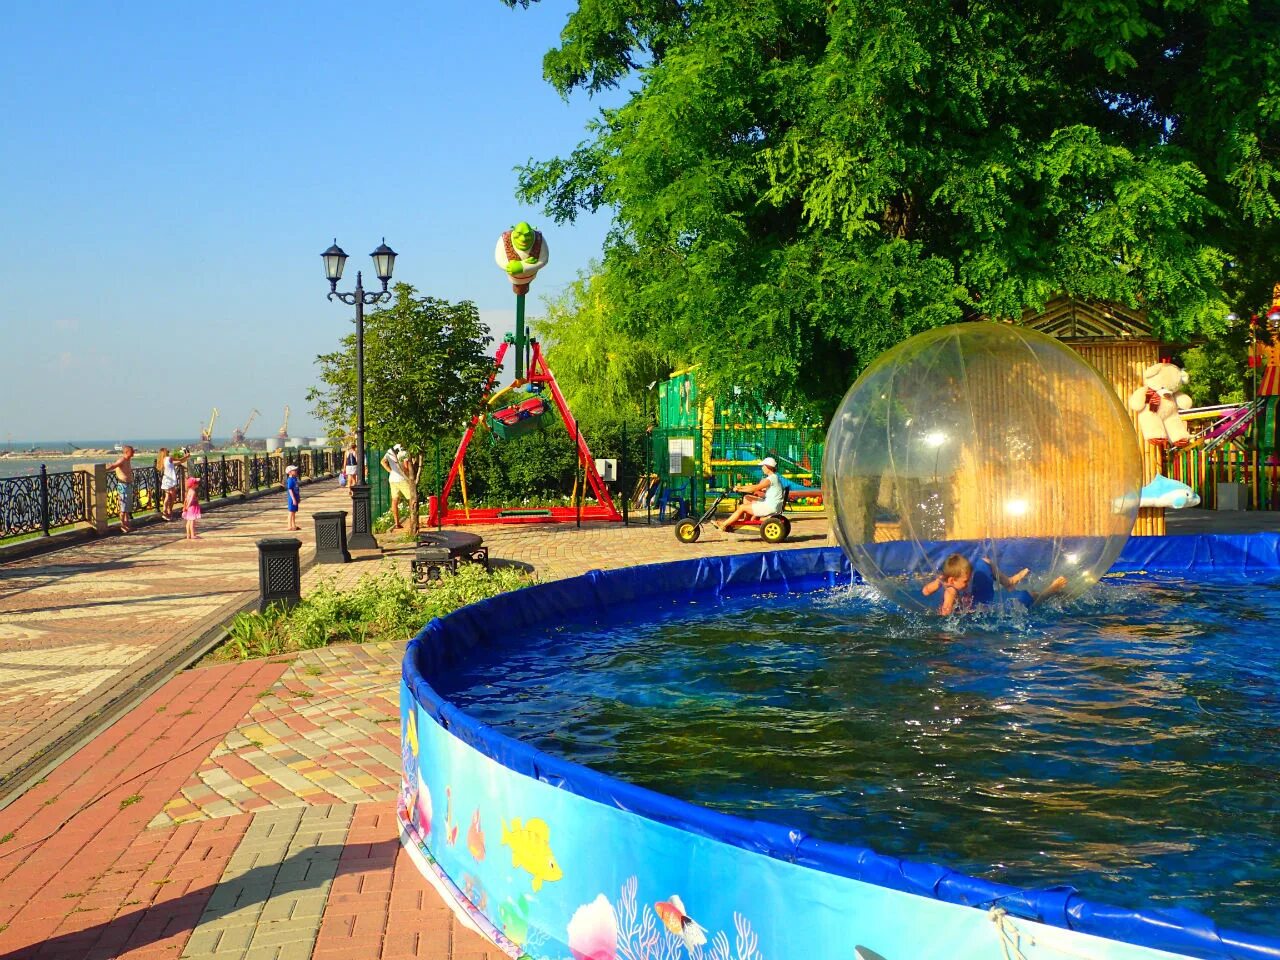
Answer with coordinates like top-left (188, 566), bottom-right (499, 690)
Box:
top-left (922, 553), bottom-right (1067, 615)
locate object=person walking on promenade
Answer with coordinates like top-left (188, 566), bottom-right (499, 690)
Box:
top-left (285, 464), bottom-right (301, 531)
top-left (344, 443), bottom-right (359, 498)
top-left (105, 446), bottom-right (136, 533)
top-left (381, 444), bottom-right (411, 530)
top-left (155, 446), bottom-right (190, 521)
top-left (182, 476), bottom-right (201, 539)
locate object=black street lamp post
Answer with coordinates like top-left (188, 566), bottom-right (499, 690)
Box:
top-left (323, 238), bottom-right (397, 551)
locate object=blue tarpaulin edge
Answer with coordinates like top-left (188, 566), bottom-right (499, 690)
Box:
top-left (403, 533), bottom-right (1280, 960)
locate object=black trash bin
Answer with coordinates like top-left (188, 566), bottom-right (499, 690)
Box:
top-left (257, 537), bottom-right (302, 611)
top-left (313, 510), bottom-right (351, 564)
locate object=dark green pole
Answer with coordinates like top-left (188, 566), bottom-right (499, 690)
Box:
top-left (515, 293), bottom-right (526, 380)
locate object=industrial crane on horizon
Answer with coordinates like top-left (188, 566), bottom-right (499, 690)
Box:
top-left (198, 408), bottom-right (219, 451)
top-left (230, 409), bottom-right (260, 446)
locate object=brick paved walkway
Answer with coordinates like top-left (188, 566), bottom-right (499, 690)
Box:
top-left (0, 491), bottom-right (833, 959)
top-left (0, 482), bottom-right (357, 794)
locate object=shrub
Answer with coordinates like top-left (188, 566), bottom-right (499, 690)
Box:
top-left (212, 562), bottom-right (533, 661)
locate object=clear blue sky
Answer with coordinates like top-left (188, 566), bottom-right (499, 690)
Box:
top-left (0, 0), bottom-right (618, 444)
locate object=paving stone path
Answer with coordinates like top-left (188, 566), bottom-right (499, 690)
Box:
top-left (0, 480), bottom-right (355, 791)
top-left (0, 492), bottom-right (829, 959)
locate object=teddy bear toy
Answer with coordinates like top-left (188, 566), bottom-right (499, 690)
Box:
top-left (1128, 362), bottom-right (1192, 448)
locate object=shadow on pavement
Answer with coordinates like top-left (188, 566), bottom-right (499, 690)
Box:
top-left (0, 845), bottom-right (346, 960)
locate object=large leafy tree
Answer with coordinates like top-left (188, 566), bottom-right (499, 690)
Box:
top-left (309, 285), bottom-right (495, 536)
top-left (504, 0), bottom-right (1280, 418)
top-left (533, 266), bottom-right (678, 419)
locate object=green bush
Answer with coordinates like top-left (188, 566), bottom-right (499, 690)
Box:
top-left (213, 562), bottom-right (533, 661)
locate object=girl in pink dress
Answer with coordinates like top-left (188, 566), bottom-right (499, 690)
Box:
top-left (183, 477), bottom-right (202, 540)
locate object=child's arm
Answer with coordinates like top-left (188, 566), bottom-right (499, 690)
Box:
top-left (922, 574), bottom-right (944, 597)
top-left (937, 585), bottom-right (959, 615)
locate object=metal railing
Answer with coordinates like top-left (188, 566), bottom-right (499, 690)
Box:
top-left (1, 449), bottom-right (342, 542)
top-left (0, 467), bottom-right (92, 538)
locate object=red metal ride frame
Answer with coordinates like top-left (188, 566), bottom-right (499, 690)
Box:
top-left (437, 340), bottom-right (622, 525)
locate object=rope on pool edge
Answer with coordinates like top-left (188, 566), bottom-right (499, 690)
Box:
top-left (990, 907), bottom-right (1032, 960)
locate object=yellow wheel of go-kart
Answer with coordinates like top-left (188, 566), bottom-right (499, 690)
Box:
top-left (759, 515), bottom-right (790, 544)
top-left (674, 519), bottom-right (701, 544)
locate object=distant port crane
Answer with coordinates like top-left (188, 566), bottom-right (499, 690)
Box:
top-left (277, 405), bottom-right (290, 440)
top-left (199, 408), bottom-right (219, 450)
top-left (230, 409), bottom-right (260, 445)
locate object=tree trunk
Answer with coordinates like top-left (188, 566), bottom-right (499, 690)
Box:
top-left (404, 455), bottom-right (421, 539)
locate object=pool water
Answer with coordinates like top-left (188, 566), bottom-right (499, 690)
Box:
top-left (435, 575), bottom-right (1280, 935)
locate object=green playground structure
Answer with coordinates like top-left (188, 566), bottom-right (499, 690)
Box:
top-left (640, 367), bottom-right (826, 520)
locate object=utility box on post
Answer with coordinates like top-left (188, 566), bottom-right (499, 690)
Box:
top-left (257, 537), bottom-right (302, 611)
top-left (1216, 482), bottom-right (1246, 511)
top-left (312, 510), bottom-right (351, 564)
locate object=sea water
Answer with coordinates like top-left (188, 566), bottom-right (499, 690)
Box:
top-left (435, 575), bottom-right (1280, 935)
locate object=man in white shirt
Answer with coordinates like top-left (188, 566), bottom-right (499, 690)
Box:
top-left (381, 444), bottom-right (412, 531)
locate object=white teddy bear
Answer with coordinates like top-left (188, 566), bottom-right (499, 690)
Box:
top-left (1127, 362), bottom-right (1192, 448)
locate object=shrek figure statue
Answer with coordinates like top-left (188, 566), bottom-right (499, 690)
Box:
top-left (494, 221), bottom-right (550, 295)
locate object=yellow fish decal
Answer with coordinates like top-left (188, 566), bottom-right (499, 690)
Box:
top-left (501, 818), bottom-right (562, 891)
top-left (405, 710), bottom-right (418, 757)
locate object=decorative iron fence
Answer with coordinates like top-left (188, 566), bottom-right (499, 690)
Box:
top-left (1, 467), bottom-right (92, 538)
top-left (192, 456), bottom-right (238, 501)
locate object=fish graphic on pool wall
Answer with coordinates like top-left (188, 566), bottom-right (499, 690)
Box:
top-left (444, 787), bottom-right (459, 846)
top-left (655, 894), bottom-right (707, 951)
top-left (467, 809), bottom-right (485, 861)
top-left (498, 894), bottom-right (532, 946)
top-left (501, 817), bottom-right (562, 891)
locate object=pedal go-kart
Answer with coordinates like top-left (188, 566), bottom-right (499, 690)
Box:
top-left (674, 491), bottom-right (791, 545)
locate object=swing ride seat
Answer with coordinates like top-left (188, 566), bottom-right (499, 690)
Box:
top-left (489, 396), bottom-right (550, 440)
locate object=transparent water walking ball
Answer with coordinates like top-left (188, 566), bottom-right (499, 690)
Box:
top-left (823, 322), bottom-right (1142, 614)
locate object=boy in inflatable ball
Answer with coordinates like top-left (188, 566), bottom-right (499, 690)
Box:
top-left (822, 322), bottom-right (1143, 617)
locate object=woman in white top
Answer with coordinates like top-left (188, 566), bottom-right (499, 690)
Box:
top-left (156, 447), bottom-right (189, 521)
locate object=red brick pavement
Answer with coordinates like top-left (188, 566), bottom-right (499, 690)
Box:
top-left (0, 659), bottom-right (286, 958)
top-left (312, 804), bottom-right (501, 960)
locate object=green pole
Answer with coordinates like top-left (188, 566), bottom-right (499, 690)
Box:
top-left (515, 293), bottom-right (526, 380)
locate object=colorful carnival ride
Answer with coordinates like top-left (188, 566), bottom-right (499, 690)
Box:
top-left (1170, 301), bottom-right (1280, 509)
top-left (431, 224), bottom-right (621, 526)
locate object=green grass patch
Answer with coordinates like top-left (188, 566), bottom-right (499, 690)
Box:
top-left (212, 562), bottom-right (533, 661)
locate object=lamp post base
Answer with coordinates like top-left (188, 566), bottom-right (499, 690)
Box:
top-left (348, 484), bottom-right (380, 551)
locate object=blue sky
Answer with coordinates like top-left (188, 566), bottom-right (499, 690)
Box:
top-left (0, 1), bottom-right (619, 443)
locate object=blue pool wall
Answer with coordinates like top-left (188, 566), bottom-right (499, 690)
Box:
top-left (400, 534), bottom-right (1280, 960)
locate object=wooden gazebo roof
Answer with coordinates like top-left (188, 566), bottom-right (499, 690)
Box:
top-left (1014, 295), bottom-right (1153, 342)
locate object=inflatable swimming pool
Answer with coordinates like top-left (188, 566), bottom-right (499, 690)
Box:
top-left (400, 535), bottom-right (1280, 960)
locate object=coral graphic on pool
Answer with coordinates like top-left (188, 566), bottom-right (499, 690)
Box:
top-left (568, 878), bottom-right (761, 960)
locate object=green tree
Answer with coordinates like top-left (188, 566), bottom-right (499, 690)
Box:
top-left (503, 0), bottom-right (1279, 418)
top-left (308, 285), bottom-right (495, 536)
top-left (1178, 335), bottom-right (1251, 407)
top-left (533, 266), bottom-right (678, 419)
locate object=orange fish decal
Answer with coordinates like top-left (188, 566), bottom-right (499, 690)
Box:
top-left (654, 894), bottom-right (706, 950)
top-left (467, 809), bottom-right (486, 861)
top-left (444, 787), bottom-right (459, 846)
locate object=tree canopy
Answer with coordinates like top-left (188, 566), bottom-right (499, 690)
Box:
top-left (533, 266), bottom-right (678, 420)
top-left (308, 285), bottom-right (494, 534)
top-left (503, 0), bottom-right (1280, 417)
